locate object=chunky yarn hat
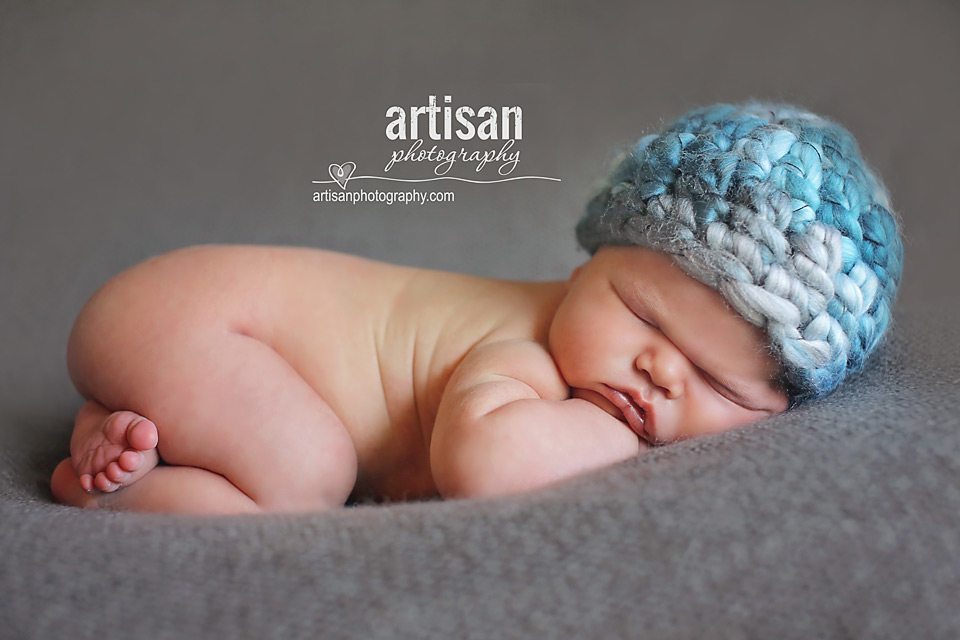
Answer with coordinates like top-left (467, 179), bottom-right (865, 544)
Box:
top-left (576, 102), bottom-right (904, 407)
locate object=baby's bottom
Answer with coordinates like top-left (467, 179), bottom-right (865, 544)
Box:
top-left (50, 284), bottom-right (357, 515)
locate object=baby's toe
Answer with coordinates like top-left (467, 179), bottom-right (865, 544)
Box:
top-left (105, 461), bottom-right (129, 484)
top-left (127, 417), bottom-right (159, 451)
top-left (117, 449), bottom-right (143, 472)
top-left (79, 473), bottom-right (95, 493)
top-left (103, 411), bottom-right (143, 445)
top-left (94, 471), bottom-right (121, 493)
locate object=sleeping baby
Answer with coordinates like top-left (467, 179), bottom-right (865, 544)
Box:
top-left (50, 101), bottom-right (904, 514)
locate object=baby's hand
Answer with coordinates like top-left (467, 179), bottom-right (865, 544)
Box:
top-left (430, 338), bottom-right (644, 499)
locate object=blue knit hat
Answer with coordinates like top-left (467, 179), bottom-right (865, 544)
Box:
top-left (576, 102), bottom-right (904, 407)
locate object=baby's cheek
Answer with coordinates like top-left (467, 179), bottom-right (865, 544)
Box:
top-left (686, 388), bottom-right (760, 437)
top-left (551, 333), bottom-right (597, 386)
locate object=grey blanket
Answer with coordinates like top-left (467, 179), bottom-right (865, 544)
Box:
top-left (2, 1), bottom-right (958, 638)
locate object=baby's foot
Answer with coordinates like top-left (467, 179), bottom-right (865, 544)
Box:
top-left (72, 410), bottom-right (160, 493)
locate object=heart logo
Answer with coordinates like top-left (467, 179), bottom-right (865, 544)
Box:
top-left (329, 162), bottom-right (356, 189)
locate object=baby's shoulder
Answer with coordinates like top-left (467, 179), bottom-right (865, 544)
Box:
top-left (396, 267), bottom-right (544, 332)
top-left (451, 337), bottom-right (569, 403)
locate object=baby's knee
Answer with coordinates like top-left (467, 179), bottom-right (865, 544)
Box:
top-left (252, 425), bottom-right (359, 512)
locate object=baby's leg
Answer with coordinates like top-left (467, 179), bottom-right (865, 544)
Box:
top-left (53, 303), bottom-right (358, 514)
top-left (52, 457), bottom-right (260, 514)
top-left (53, 399), bottom-right (254, 514)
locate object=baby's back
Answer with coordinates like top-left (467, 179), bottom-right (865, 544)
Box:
top-left (114, 244), bottom-right (562, 501)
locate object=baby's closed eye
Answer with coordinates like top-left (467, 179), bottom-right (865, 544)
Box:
top-left (697, 368), bottom-right (741, 404)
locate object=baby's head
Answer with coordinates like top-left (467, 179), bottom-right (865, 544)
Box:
top-left (552, 102), bottom-right (903, 443)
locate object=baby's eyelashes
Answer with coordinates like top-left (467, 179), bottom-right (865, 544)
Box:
top-left (694, 366), bottom-right (736, 402)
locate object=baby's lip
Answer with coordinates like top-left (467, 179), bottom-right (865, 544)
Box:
top-left (601, 384), bottom-right (655, 444)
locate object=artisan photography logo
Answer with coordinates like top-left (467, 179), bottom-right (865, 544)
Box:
top-left (313, 94), bottom-right (560, 205)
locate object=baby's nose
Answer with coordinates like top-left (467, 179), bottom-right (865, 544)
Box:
top-left (635, 350), bottom-right (685, 400)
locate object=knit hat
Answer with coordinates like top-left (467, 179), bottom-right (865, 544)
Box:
top-left (576, 102), bottom-right (904, 407)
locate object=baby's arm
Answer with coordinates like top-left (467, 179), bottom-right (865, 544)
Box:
top-left (430, 338), bottom-right (643, 499)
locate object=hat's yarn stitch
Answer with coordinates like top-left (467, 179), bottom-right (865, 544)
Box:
top-left (576, 102), bottom-right (904, 407)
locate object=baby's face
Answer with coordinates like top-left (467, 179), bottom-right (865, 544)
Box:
top-left (548, 246), bottom-right (789, 446)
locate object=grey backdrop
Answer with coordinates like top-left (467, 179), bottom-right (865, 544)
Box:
top-left (2, 1), bottom-right (958, 639)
